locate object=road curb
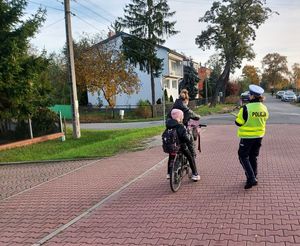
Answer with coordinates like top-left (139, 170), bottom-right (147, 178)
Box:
top-left (0, 157), bottom-right (103, 166)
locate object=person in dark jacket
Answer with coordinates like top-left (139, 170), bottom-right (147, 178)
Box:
top-left (167, 89), bottom-right (200, 126)
top-left (166, 108), bottom-right (200, 181)
top-left (167, 89), bottom-right (201, 159)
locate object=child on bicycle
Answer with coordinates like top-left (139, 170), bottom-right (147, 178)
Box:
top-left (167, 89), bottom-right (201, 155)
top-left (166, 108), bottom-right (200, 182)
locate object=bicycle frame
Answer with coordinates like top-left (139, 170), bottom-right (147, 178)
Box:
top-left (169, 150), bottom-right (191, 192)
top-left (169, 121), bottom-right (206, 192)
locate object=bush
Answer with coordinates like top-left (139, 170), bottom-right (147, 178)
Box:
top-left (13, 108), bottom-right (59, 140)
top-left (135, 100), bottom-right (152, 118)
top-left (226, 82), bottom-right (241, 96)
top-left (15, 120), bottom-right (30, 140)
top-left (164, 89), bottom-right (169, 102)
top-left (31, 108), bottom-right (60, 137)
top-left (224, 96), bottom-right (240, 104)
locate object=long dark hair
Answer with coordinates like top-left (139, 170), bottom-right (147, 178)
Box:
top-left (179, 89), bottom-right (189, 101)
top-left (251, 95), bottom-right (265, 102)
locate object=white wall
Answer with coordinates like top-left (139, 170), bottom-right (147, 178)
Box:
top-left (87, 35), bottom-right (181, 107)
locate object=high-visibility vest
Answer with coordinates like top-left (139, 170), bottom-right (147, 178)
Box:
top-left (236, 102), bottom-right (269, 138)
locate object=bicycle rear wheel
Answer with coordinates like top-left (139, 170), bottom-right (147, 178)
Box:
top-left (170, 154), bottom-right (182, 192)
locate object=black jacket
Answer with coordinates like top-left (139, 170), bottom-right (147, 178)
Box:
top-left (167, 98), bottom-right (200, 126)
top-left (166, 118), bottom-right (194, 155)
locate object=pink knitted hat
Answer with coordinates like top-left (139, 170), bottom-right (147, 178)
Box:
top-left (171, 109), bottom-right (184, 122)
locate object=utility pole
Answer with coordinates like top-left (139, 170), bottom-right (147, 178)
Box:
top-left (205, 79), bottom-right (208, 105)
top-left (64, 0), bottom-right (81, 138)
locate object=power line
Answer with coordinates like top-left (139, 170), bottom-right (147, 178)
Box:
top-left (68, 3), bottom-right (158, 50)
top-left (72, 4), bottom-right (107, 27)
top-left (169, 0), bottom-right (211, 4)
top-left (32, 0), bottom-right (186, 63)
top-left (72, 12), bottom-right (104, 32)
top-left (55, 0), bottom-right (64, 5)
top-left (42, 18), bottom-right (65, 30)
top-left (67, 1), bottom-right (180, 52)
top-left (28, 0), bottom-right (64, 12)
top-left (83, 0), bottom-right (117, 19)
top-left (71, 0), bottom-right (113, 24)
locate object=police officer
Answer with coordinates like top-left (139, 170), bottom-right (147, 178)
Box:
top-left (235, 84), bottom-right (269, 189)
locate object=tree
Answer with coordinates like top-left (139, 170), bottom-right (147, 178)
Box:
top-left (74, 35), bottom-right (140, 108)
top-left (179, 61), bottom-right (199, 100)
top-left (238, 76), bottom-right (251, 94)
top-left (205, 66), bottom-right (220, 101)
top-left (22, 51), bottom-right (54, 112)
top-left (291, 63), bottom-right (300, 91)
top-left (110, 20), bottom-right (123, 33)
top-left (164, 88), bottom-right (169, 102)
top-left (203, 54), bottom-right (222, 100)
top-left (0, 0), bottom-right (46, 127)
top-left (226, 81), bottom-right (240, 97)
top-left (261, 53), bottom-right (289, 90)
top-left (117, 0), bottom-right (178, 108)
top-left (242, 65), bottom-right (260, 85)
top-left (47, 53), bottom-right (69, 105)
top-left (195, 0), bottom-right (273, 106)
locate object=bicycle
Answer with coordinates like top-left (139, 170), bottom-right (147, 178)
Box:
top-left (169, 124), bottom-right (207, 192)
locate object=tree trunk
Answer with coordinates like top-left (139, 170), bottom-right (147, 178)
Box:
top-left (221, 70), bottom-right (230, 103)
top-left (150, 66), bottom-right (156, 118)
top-left (210, 61), bottom-right (231, 107)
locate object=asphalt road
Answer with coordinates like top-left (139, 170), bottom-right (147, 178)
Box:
top-left (79, 94), bottom-right (300, 130)
top-left (79, 120), bottom-right (164, 130)
top-left (201, 94), bottom-right (300, 125)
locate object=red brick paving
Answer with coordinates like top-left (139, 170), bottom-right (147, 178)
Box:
top-left (0, 125), bottom-right (300, 245)
top-left (0, 160), bottom-right (92, 199)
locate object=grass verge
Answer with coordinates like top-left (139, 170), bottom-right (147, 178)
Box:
top-left (0, 104), bottom-right (237, 163)
top-left (0, 126), bottom-right (164, 163)
top-left (195, 103), bottom-right (237, 116)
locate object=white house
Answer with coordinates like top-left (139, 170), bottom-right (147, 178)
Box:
top-left (87, 32), bottom-right (187, 108)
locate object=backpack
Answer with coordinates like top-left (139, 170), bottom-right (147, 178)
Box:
top-left (162, 128), bottom-right (180, 153)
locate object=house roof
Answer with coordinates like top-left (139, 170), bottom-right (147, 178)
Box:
top-left (96, 31), bottom-right (186, 59)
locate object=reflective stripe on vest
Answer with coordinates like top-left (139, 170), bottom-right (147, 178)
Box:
top-left (238, 102), bottom-right (268, 138)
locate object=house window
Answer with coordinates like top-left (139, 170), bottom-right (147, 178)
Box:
top-left (170, 60), bottom-right (183, 77)
top-left (164, 79), bottom-right (170, 89)
top-left (172, 80), bottom-right (177, 89)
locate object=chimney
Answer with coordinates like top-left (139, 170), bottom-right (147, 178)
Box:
top-left (108, 30), bottom-right (115, 38)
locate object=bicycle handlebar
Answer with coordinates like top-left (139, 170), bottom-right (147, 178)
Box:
top-left (199, 124), bottom-right (207, 128)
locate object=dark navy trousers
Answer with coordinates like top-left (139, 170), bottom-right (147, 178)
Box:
top-left (238, 138), bottom-right (262, 181)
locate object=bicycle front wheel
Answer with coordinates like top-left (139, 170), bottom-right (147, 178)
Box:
top-left (170, 155), bottom-right (182, 192)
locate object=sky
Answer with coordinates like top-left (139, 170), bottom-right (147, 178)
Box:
top-left (26, 0), bottom-right (300, 77)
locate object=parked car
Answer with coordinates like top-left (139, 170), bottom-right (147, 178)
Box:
top-left (276, 90), bottom-right (285, 99)
top-left (281, 91), bottom-right (297, 102)
top-left (240, 91), bottom-right (250, 102)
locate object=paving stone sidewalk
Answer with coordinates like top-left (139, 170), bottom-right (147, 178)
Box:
top-left (0, 160), bottom-right (92, 200)
top-left (1, 125), bottom-right (300, 246)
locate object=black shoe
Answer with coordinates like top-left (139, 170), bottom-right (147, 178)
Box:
top-left (244, 179), bottom-right (258, 189)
